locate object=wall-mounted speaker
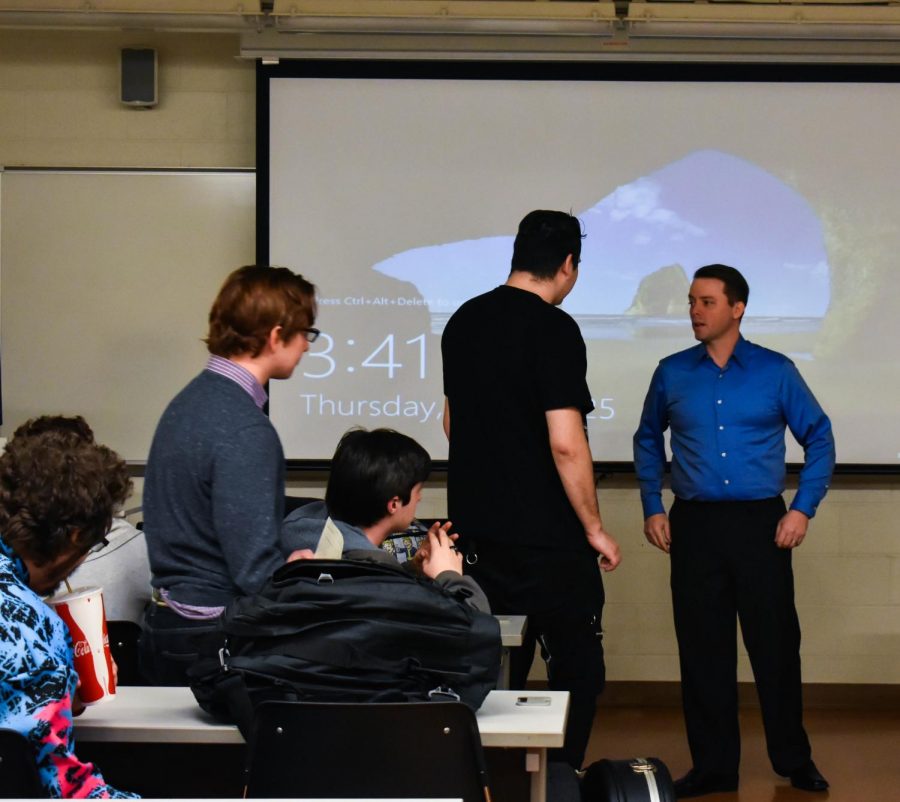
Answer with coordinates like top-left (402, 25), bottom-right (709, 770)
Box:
top-left (120, 48), bottom-right (157, 108)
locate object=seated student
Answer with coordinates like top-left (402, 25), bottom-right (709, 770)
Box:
top-left (70, 515), bottom-right (148, 624)
top-left (0, 418), bottom-right (136, 798)
top-left (141, 265), bottom-right (317, 685)
top-left (9, 416), bottom-right (151, 625)
top-left (282, 427), bottom-right (489, 612)
top-left (16, 416), bottom-right (152, 625)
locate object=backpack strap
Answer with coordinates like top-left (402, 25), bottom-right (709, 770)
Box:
top-left (216, 646), bottom-right (257, 738)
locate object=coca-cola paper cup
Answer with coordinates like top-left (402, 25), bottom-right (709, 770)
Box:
top-left (47, 586), bottom-right (115, 705)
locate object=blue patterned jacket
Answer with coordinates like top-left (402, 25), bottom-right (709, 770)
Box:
top-left (0, 535), bottom-right (138, 798)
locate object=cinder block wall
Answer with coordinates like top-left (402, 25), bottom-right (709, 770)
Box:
top-left (0, 30), bottom-right (254, 168)
top-left (3, 28), bottom-right (898, 685)
top-left (591, 480), bottom-right (900, 685)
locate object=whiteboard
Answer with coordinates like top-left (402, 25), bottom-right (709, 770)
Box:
top-left (0, 169), bottom-right (255, 461)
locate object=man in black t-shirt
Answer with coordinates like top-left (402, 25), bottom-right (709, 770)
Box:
top-left (441, 210), bottom-right (621, 780)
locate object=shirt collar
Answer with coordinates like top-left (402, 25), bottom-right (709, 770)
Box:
top-left (688, 343), bottom-right (709, 368)
top-left (730, 335), bottom-right (751, 368)
top-left (690, 334), bottom-right (750, 370)
top-left (205, 355), bottom-right (268, 409)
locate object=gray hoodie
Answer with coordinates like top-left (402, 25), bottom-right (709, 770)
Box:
top-left (282, 500), bottom-right (490, 613)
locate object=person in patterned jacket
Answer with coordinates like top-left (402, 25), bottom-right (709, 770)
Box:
top-left (0, 416), bottom-right (137, 798)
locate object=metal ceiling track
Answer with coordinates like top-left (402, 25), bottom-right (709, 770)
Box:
top-left (0, 1), bottom-right (899, 62)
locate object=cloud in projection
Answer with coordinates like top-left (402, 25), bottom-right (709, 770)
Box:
top-left (373, 150), bottom-right (831, 324)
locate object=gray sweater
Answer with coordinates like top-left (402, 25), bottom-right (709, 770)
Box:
top-left (282, 501), bottom-right (491, 613)
top-left (145, 370), bottom-right (288, 606)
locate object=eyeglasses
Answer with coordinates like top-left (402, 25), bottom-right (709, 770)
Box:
top-left (87, 537), bottom-right (109, 555)
top-left (302, 327), bottom-right (321, 343)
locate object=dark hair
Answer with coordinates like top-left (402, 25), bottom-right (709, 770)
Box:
top-left (325, 428), bottom-right (431, 528)
top-left (693, 264), bottom-right (750, 307)
top-left (13, 415), bottom-right (95, 447)
top-left (205, 265), bottom-right (317, 358)
top-left (510, 210), bottom-right (585, 279)
top-left (0, 428), bottom-right (132, 566)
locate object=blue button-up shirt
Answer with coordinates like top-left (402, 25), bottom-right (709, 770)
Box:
top-left (633, 336), bottom-right (835, 519)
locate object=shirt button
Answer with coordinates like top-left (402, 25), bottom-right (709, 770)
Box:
top-left (719, 374), bottom-right (724, 379)
top-left (724, 479), bottom-right (730, 485)
top-left (721, 452), bottom-right (727, 457)
top-left (718, 425), bottom-right (724, 430)
top-left (717, 399), bottom-right (723, 404)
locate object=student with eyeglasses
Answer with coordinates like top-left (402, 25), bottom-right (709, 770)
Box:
top-left (141, 265), bottom-right (319, 686)
top-left (68, 516), bottom-right (148, 624)
top-left (0, 417), bottom-right (136, 798)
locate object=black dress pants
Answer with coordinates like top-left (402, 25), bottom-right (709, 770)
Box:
top-left (465, 542), bottom-right (606, 770)
top-left (506, 600), bottom-right (605, 771)
top-left (669, 497), bottom-right (812, 778)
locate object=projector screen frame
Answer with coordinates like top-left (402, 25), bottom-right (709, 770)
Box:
top-left (257, 58), bottom-right (900, 475)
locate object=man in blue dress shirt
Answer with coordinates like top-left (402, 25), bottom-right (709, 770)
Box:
top-left (633, 264), bottom-right (835, 798)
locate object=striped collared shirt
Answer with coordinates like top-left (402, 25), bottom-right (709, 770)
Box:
top-left (205, 354), bottom-right (267, 409)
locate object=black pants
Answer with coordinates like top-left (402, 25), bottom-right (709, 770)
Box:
top-left (139, 603), bottom-right (226, 686)
top-left (466, 543), bottom-right (605, 770)
top-left (670, 497), bottom-right (812, 778)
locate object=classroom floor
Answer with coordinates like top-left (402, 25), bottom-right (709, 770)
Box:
top-left (584, 705), bottom-right (900, 802)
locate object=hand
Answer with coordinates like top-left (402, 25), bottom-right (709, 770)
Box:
top-left (775, 509), bottom-right (809, 549)
top-left (410, 521), bottom-right (455, 566)
top-left (73, 654), bottom-right (119, 716)
top-left (644, 513), bottom-right (671, 553)
top-left (286, 548), bottom-right (315, 562)
top-left (587, 527), bottom-right (621, 572)
top-left (72, 677), bottom-right (86, 718)
top-left (420, 524), bottom-right (463, 579)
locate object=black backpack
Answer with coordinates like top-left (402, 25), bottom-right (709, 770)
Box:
top-left (190, 558), bottom-right (502, 737)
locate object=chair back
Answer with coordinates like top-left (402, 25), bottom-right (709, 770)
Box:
top-left (0, 728), bottom-right (45, 798)
top-left (244, 700), bottom-right (491, 801)
top-left (107, 619), bottom-right (144, 685)
top-left (283, 495), bottom-right (321, 516)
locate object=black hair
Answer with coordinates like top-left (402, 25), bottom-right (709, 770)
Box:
top-left (693, 264), bottom-right (750, 307)
top-left (325, 428), bottom-right (431, 528)
top-left (510, 210), bottom-right (585, 280)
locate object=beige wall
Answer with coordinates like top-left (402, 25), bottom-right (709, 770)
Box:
top-left (0, 30), bottom-right (253, 168)
top-left (600, 479), bottom-right (900, 685)
top-left (3, 28), bottom-right (899, 684)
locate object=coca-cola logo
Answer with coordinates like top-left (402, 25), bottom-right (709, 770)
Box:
top-left (73, 640), bottom-right (91, 658)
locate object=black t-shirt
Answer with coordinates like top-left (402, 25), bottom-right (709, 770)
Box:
top-left (441, 285), bottom-right (594, 553)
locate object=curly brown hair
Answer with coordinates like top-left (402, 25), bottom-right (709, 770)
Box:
top-left (12, 414), bottom-right (95, 446)
top-left (205, 265), bottom-right (317, 358)
top-left (0, 428), bottom-right (132, 566)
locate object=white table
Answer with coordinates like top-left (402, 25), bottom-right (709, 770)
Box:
top-left (496, 614), bottom-right (527, 689)
top-left (77, 687), bottom-right (567, 802)
top-left (497, 614), bottom-right (527, 648)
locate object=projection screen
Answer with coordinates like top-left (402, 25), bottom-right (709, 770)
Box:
top-left (260, 62), bottom-right (900, 469)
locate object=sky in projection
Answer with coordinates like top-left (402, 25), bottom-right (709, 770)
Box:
top-left (373, 150), bottom-right (830, 326)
